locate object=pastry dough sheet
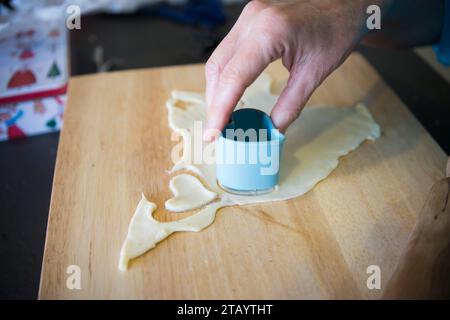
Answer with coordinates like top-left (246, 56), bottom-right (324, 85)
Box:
top-left (119, 74), bottom-right (380, 270)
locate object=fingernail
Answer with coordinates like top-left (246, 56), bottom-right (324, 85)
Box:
top-left (203, 125), bottom-right (220, 142)
top-left (204, 121), bottom-right (228, 142)
top-left (203, 120), bottom-right (213, 141)
top-left (271, 112), bottom-right (283, 131)
top-left (272, 113), bottom-right (289, 133)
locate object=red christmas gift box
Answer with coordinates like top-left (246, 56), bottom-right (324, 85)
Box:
top-left (0, 7), bottom-right (68, 141)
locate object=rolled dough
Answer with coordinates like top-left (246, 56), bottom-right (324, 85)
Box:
top-left (118, 73), bottom-right (380, 270)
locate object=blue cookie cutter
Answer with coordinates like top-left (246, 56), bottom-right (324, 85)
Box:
top-left (216, 108), bottom-right (285, 195)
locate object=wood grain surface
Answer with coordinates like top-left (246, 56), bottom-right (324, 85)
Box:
top-left (39, 54), bottom-right (448, 299)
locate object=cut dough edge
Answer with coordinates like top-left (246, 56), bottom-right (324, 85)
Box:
top-left (119, 174), bottom-right (221, 271)
top-left (119, 193), bottom-right (229, 271)
top-left (165, 173), bottom-right (218, 212)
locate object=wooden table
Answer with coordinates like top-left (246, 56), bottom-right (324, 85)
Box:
top-left (39, 54), bottom-right (448, 299)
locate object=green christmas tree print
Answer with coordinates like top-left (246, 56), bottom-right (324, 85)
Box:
top-left (46, 118), bottom-right (57, 129)
top-left (47, 61), bottom-right (61, 78)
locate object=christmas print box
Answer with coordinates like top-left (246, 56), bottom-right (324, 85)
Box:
top-left (0, 9), bottom-right (69, 141)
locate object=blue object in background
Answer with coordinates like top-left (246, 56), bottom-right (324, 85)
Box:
top-left (144, 0), bottom-right (227, 28)
top-left (434, 0), bottom-right (450, 66)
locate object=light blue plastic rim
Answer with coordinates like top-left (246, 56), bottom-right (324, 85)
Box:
top-left (220, 108), bottom-right (285, 143)
top-left (217, 180), bottom-right (276, 196)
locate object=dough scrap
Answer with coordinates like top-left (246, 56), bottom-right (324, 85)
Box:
top-left (165, 173), bottom-right (217, 212)
top-left (119, 193), bottom-right (227, 271)
top-left (119, 73), bottom-right (381, 271)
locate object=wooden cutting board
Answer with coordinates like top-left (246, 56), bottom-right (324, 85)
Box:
top-left (39, 53), bottom-right (448, 299)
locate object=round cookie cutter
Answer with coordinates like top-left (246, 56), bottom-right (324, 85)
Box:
top-left (216, 108), bottom-right (285, 196)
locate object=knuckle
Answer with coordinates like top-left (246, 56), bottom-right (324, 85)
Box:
top-left (205, 59), bottom-right (221, 78)
top-left (220, 64), bottom-right (243, 85)
top-left (242, 0), bottom-right (265, 16)
top-left (251, 24), bottom-right (285, 58)
top-left (258, 6), bottom-right (291, 35)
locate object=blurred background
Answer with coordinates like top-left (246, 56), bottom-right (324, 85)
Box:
top-left (0, 0), bottom-right (449, 299)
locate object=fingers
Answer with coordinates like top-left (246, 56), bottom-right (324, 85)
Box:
top-left (204, 2), bottom-right (260, 107)
top-left (204, 37), bottom-right (278, 140)
top-left (270, 63), bottom-right (318, 133)
top-left (205, 25), bottom-right (240, 107)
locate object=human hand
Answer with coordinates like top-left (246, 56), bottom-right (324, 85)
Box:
top-left (204, 0), bottom-right (383, 139)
